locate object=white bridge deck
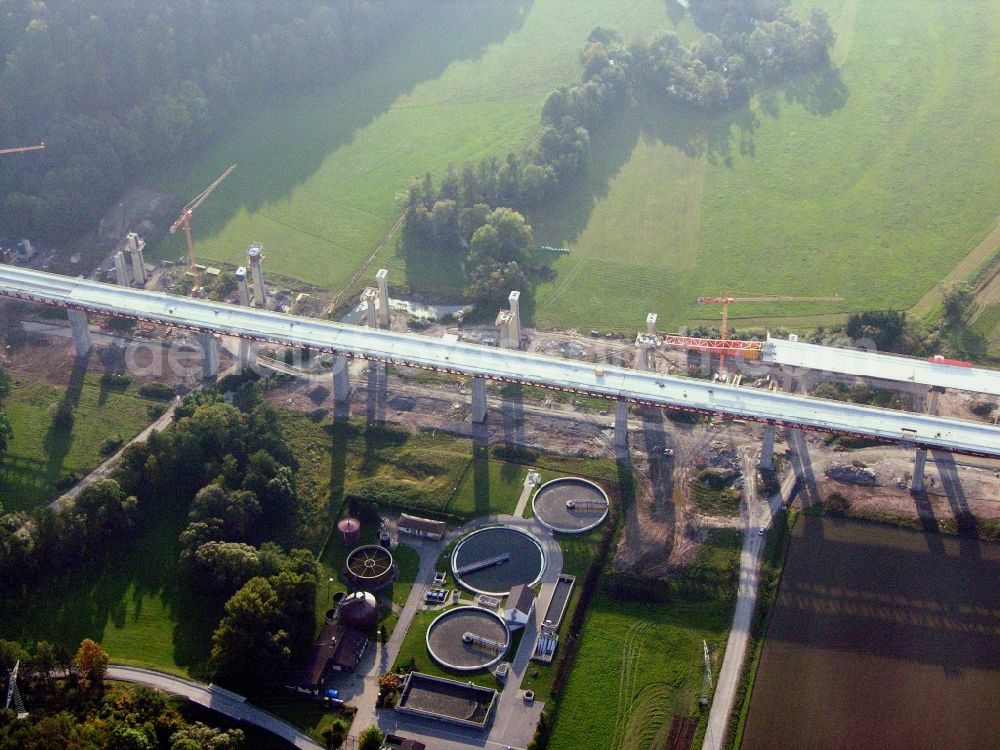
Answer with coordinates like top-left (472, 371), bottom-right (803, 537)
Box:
top-left (764, 336), bottom-right (1000, 396)
top-left (3, 266), bottom-right (1000, 456)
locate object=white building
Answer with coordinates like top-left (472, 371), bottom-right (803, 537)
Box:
top-left (503, 584), bottom-right (535, 628)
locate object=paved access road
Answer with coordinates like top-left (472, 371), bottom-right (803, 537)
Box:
top-left (701, 456), bottom-right (791, 750)
top-left (107, 665), bottom-right (324, 750)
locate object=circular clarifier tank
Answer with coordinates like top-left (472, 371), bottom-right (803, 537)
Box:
top-left (451, 526), bottom-right (544, 596)
top-left (345, 544), bottom-right (396, 590)
top-left (425, 606), bottom-right (510, 671)
top-left (532, 477), bottom-right (609, 534)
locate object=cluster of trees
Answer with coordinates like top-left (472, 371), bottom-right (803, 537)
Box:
top-left (0, 1), bottom-right (426, 243)
top-left (401, 5), bottom-right (835, 308)
top-left (814, 290), bottom-right (986, 362)
top-left (110, 382), bottom-right (319, 688)
top-left (1, 378), bottom-right (320, 693)
top-left (0, 479), bottom-right (137, 588)
top-left (210, 549), bottom-right (318, 692)
top-left (584, 2), bottom-right (834, 114)
top-left (0, 639), bottom-right (244, 749)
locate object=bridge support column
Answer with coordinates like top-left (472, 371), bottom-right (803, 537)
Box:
top-left (199, 333), bottom-right (219, 379)
top-left (926, 387), bottom-right (941, 416)
top-left (235, 339), bottom-right (251, 373)
top-left (911, 447), bottom-right (928, 492)
top-left (376, 269), bottom-right (391, 328)
top-left (760, 423), bottom-right (776, 470)
top-left (113, 251), bottom-right (130, 286)
top-left (332, 356), bottom-right (351, 404)
top-left (67, 310), bottom-right (91, 357)
top-left (614, 400), bottom-right (628, 452)
top-left (471, 376), bottom-right (487, 423)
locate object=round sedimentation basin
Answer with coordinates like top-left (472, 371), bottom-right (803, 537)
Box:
top-left (425, 606), bottom-right (510, 671)
top-left (532, 477), bottom-right (609, 533)
top-left (450, 525), bottom-right (544, 596)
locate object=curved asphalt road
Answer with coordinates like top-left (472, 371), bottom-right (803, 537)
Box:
top-left (107, 665), bottom-right (324, 750)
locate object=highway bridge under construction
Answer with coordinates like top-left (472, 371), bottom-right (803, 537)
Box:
top-left (3, 265), bottom-right (1000, 465)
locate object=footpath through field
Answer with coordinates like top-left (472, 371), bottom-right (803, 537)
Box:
top-left (107, 665), bottom-right (324, 750)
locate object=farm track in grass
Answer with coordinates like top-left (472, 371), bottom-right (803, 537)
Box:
top-left (612, 621), bottom-right (654, 749)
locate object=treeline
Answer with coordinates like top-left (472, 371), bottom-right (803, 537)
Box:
top-left (0, 479), bottom-right (138, 587)
top-left (0, 0), bottom-right (424, 243)
top-left (402, 2), bottom-right (835, 308)
top-left (0, 639), bottom-right (244, 749)
top-left (809, 287), bottom-right (987, 361)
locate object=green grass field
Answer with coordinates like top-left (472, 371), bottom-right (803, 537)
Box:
top-left (150, 0), bottom-right (679, 296)
top-left (148, 0), bottom-right (1000, 335)
top-left (547, 531), bottom-right (741, 750)
top-left (0, 494), bottom-right (220, 679)
top-left (0, 370), bottom-right (161, 512)
top-left (532, 0), bottom-right (1000, 331)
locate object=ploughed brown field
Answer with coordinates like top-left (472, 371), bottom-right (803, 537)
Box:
top-left (741, 517), bottom-right (1000, 750)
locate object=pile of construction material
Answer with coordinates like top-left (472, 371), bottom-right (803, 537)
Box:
top-left (708, 443), bottom-right (742, 471)
top-left (825, 464), bottom-right (877, 486)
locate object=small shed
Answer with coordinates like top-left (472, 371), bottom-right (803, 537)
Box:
top-left (398, 513), bottom-right (445, 540)
top-left (503, 584), bottom-right (535, 628)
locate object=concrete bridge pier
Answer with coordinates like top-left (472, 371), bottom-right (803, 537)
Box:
top-left (376, 269), bottom-right (391, 328)
top-left (926, 386), bottom-right (941, 416)
top-left (235, 339), bottom-right (251, 373)
top-left (614, 400), bottom-right (629, 452)
top-left (760, 423), bottom-right (776, 470)
top-left (332, 355), bottom-right (351, 404)
top-left (198, 333), bottom-right (219, 379)
top-left (114, 251), bottom-right (130, 286)
top-left (911, 447), bottom-right (928, 492)
top-left (471, 376), bottom-right (487, 423)
top-left (67, 309), bottom-right (92, 357)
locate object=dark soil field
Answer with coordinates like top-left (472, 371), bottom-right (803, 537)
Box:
top-left (741, 517), bottom-right (1000, 750)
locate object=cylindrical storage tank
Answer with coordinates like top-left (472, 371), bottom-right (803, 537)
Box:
top-left (338, 516), bottom-right (361, 546)
top-left (379, 530), bottom-right (391, 549)
top-left (340, 590), bottom-right (379, 630)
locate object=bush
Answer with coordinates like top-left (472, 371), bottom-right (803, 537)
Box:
top-left (970, 400), bottom-right (996, 418)
top-left (826, 492), bottom-right (851, 516)
top-left (99, 372), bottom-right (132, 390)
top-left (99, 436), bottom-right (124, 457)
top-left (138, 382), bottom-right (175, 401)
top-left (358, 726), bottom-right (384, 750)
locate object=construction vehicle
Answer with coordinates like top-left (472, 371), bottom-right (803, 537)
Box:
top-left (697, 292), bottom-right (843, 373)
top-left (169, 164), bottom-right (236, 294)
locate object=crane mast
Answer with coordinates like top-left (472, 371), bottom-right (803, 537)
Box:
top-left (696, 292), bottom-right (843, 374)
top-left (169, 164), bottom-right (236, 294)
top-left (0, 142), bottom-right (44, 156)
